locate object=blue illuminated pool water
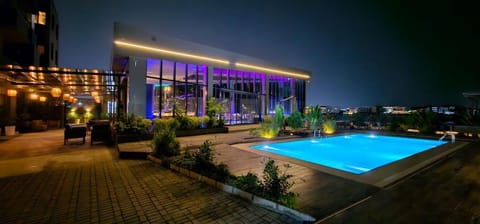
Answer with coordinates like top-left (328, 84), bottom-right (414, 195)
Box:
top-left (250, 134), bottom-right (446, 174)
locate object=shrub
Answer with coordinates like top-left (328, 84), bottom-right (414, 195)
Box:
top-left (235, 172), bottom-right (261, 194)
top-left (152, 118), bottom-right (180, 158)
top-left (211, 163), bottom-right (232, 183)
top-left (195, 140), bottom-right (215, 168)
top-left (177, 116), bottom-right (201, 130)
top-left (199, 116), bottom-right (210, 128)
top-left (261, 160), bottom-right (291, 198)
top-left (115, 114), bottom-right (152, 134)
top-left (322, 119), bottom-right (336, 134)
top-left (152, 118), bottom-right (178, 134)
top-left (174, 148), bottom-right (196, 169)
top-left (174, 139), bottom-right (232, 182)
top-left (286, 111), bottom-right (303, 130)
top-left (234, 159), bottom-right (298, 208)
top-left (249, 116), bottom-right (279, 139)
top-left (217, 118), bottom-right (225, 128)
top-left (206, 97), bottom-right (225, 119)
top-left (152, 131), bottom-right (180, 157)
top-left (206, 117), bottom-right (215, 128)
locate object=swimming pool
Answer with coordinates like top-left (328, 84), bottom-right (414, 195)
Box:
top-left (250, 134), bottom-right (447, 174)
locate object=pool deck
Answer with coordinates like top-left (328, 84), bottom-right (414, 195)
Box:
top-left (0, 128), bottom-right (299, 223)
top-left (0, 126), bottom-right (475, 222)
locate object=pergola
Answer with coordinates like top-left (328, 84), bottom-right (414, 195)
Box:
top-left (0, 64), bottom-right (127, 128)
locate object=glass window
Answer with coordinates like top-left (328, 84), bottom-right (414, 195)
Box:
top-left (198, 65), bottom-right (207, 85)
top-left (197, 84), bottom-right (206, 116)
top-left (147, 59), bottom-right (161, 78)
top-left (146, 78), bottom-right (160, 118)
top-left (186, 64), bottom-right (198, 83)
top-left (213, 68), bottom-right (221, 89)
top-left (175, 81), bottom-right (187, 115)
top-left (161, 80), bottom-right (174, 117)
top-left (221, 70), bottom-right (228, 89)
top-left (162, 60), bottom-right (174, 80)
top-left (186, 83), bottom-right (197, 116)
top-left (175, 62), bottom-right (186, 82)
top-left (38, 11), bottom-right (46, 25)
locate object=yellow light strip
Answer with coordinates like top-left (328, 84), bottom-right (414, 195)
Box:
top-left (114, 40), bottom-right (229, 64)
top-left (235, 62), bottom-right (310, 79)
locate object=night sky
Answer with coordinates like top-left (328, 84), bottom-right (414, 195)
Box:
top-left (55, 0), bottom-right (479, 108)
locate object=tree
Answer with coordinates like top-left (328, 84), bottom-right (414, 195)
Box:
top-left (206, 97), bottom-right (226, 128)
top-left (206, 97), bottom-right (224, 119)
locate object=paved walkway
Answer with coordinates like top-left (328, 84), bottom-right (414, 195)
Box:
top-left (0, 130), bottom-right (298, 223)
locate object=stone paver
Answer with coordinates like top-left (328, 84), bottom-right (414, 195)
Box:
top-left (0, 131), bottom-right (298, 224)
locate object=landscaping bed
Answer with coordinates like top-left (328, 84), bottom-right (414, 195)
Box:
top-left (147, 154), bottom-right (316, 223)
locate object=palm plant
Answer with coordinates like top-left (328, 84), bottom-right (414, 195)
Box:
top-left (305, 105), bottom-right (323, 134)
top-left (273, 105), bottom-right (285, 133)
top-left (412, 109), bottom-right (438, 134)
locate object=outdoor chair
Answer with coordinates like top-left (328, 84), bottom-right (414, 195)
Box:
top-left (64, 124), bottom-right (87, 145)
top-left (90, 121), bottom-right (112, 145)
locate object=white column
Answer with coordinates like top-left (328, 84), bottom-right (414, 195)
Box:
top-left (127, 57), bottom-right (147, 117)
top-left (207, 66), bottom-right (214, 98)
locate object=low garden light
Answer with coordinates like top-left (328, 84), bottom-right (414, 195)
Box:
top-left (50, 87), bottom-right (62, 97)
top-left (39, 96), bottom-right (47, 102)
top-left (7, 89), bottom-right (17, 97)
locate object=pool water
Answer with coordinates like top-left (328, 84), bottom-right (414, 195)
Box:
top-left (250, 134), bottom-right (446, 174)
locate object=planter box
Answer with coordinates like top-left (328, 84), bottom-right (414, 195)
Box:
top-left (4, 125), bottom-right (16, 136)
top-left (175, 127), bottom-right (228, 137)
top-left (146, 154), bottom-right (316, 223)
top-left (232, 187), bottom-right (254, 201)
top-left (253, 195), bottom-right (277, 210)
top-left (216, 182), bottom-right (233, 193)
top-left (116, 133), bottom-right (153, 144)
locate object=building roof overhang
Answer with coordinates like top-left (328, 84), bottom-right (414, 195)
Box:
top-left (112, 23), bottom-right (311, 80)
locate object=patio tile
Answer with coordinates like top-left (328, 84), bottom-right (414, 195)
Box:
top-left (0, 130), bottom-right (299, 223)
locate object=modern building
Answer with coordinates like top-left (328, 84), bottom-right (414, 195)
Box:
top-left (112, 23), bottom-right (310, 125)
top-left (0, 0), bottom-right (59, 67)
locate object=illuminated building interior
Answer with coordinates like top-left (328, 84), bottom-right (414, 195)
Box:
top-left (112, 23), bottom-right (310, 125)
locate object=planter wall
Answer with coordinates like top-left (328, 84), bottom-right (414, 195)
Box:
top-left (175, 127), bottom-right (228, 137)
top-left (147, 155), bottom-right (315, 223)
top-left (115, 133), bottom-right (154, 144)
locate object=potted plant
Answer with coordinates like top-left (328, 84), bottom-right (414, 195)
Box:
top-left (4, 120), bottom-right (16, 136)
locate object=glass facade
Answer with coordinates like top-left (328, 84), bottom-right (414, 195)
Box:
top-left (145, 58), bottom-right (207, 119)
top-left (116, 56), bottom-right (306, 125)
top-left (212, 68), bottom-right (263, 124)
